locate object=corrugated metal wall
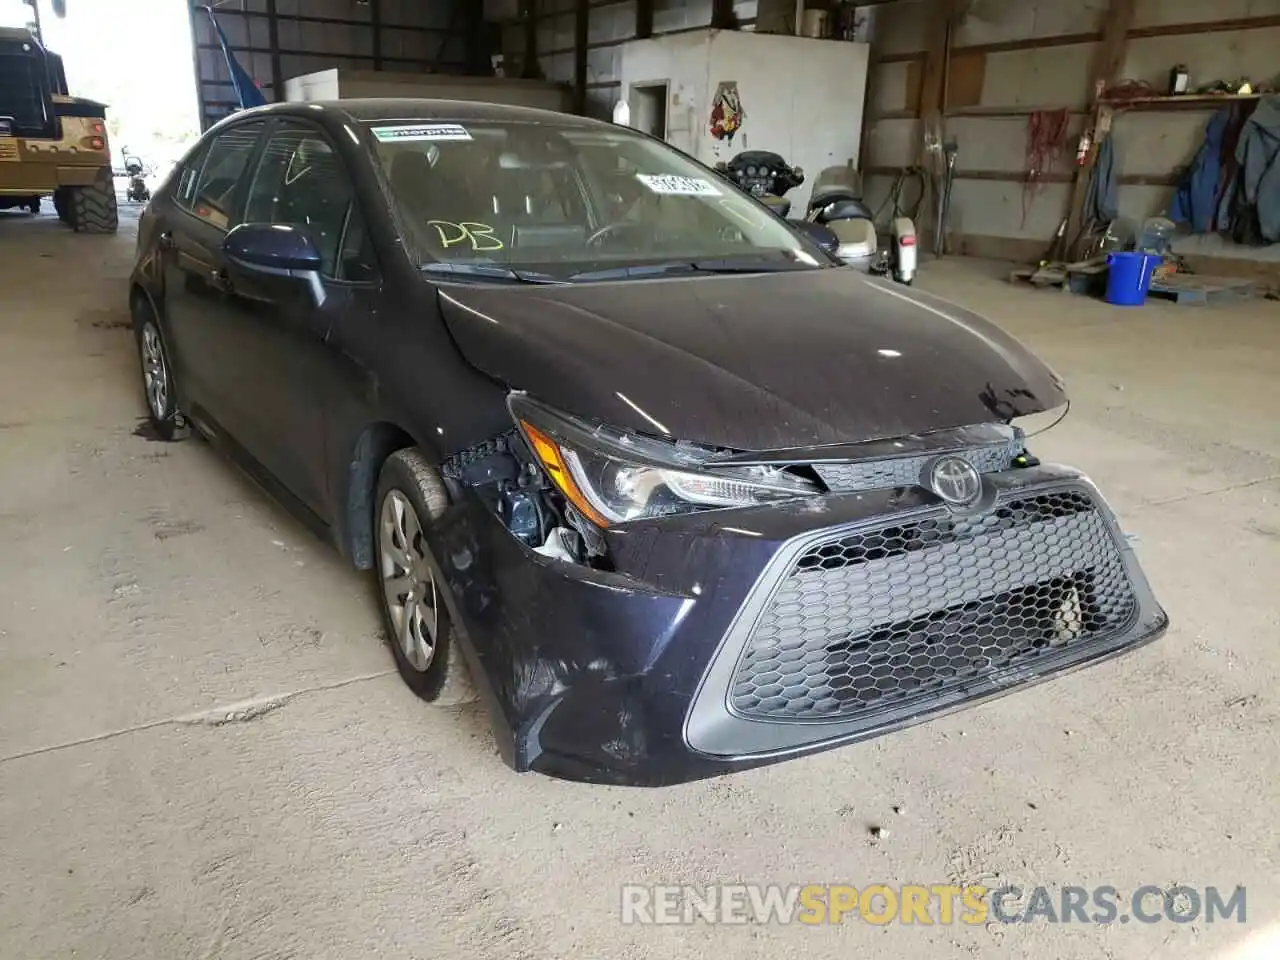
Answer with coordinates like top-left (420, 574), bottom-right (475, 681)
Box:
top-left (188, 0), bottom-right (472, 129)
top-left (188, 0), bottom-right (776, 130)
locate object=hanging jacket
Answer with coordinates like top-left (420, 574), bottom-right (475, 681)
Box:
top-left (1171, 107), bottom-right (1231, 233)
top-left (1233, 95), bottom-right (1280, 244)
top-left (1084, 132), bottom-right (1118, 225)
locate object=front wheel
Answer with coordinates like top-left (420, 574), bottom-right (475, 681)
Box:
top-left (374, 448), bottom-right (477, 705)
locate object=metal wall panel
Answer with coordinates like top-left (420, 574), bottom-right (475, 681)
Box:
top-left (189, 0), bottom-right (470, 129)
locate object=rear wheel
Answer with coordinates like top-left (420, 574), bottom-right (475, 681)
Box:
top-left (374, 448), bottom-right (477, 705)
top-left (132, 300), bottom-right (187, 441)
top-left (69, 167), bottom-right (118, 234)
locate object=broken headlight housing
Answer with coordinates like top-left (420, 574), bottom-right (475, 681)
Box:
top-left (510, 394), bottom-right (818, 527)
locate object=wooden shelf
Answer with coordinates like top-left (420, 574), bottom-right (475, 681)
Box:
top-left (945, 105), bottom-right (1089, 118)
top-left (1101, 93), bottom-right (1264, 111)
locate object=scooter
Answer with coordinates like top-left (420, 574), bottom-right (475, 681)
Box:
top-left (807, 166), bottom-right (916, 284)
top-left (717, 151), bottom-right (841, 258)
top-left (123, 152), bottom-right (151, 204)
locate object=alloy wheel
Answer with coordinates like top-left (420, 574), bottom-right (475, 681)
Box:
top-left (379, 489), bottom-right (439, 672)
top-left (141, 321), bottom-right (169, 421)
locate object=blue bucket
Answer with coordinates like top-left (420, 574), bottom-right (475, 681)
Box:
top-left (1105, 251), bottom-right (1163, 306)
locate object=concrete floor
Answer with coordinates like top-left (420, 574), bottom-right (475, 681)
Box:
top-left (1, 207), bottom-right (1277, 960)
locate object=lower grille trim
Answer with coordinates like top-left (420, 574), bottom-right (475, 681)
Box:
top-left (684, 472), bottom-right (1167, 759)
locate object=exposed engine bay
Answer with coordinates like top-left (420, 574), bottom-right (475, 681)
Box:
top-left (441, 428), bottom-right (605, 567)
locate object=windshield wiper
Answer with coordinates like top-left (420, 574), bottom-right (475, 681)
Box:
top-left (567, 257), bottom-right (815, 282)
top-left (420, 262), bottom-right (562, 284)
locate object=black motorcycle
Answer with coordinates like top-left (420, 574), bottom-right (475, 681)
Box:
top-left (716, 151), bottom-right (839, 256)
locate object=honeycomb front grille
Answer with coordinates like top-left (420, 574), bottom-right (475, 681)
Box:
top-left (812, 440), bottom-right (1018, 493)
top-left (730, 489), bottom-right (1138, 720)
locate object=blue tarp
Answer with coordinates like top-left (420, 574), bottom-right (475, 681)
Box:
top-left (204, 6), bottom-right (266, 110)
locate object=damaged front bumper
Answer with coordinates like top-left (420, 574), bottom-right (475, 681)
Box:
top-left (424, 462), bottom-right (1168, 786)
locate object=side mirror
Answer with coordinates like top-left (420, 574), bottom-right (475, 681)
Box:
top-left (224, 223), bottom-right (322, 274)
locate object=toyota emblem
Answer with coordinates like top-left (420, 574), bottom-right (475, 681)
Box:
top-left (928, 456), bottom-right (982, 506)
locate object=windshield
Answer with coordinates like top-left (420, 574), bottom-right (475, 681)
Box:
top-left (365, 118), bottom-right (824, 280)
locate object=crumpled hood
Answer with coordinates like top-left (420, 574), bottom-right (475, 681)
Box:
top-left (438, 269), bottom-right (1066, 451)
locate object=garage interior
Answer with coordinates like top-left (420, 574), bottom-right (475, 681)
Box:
top-left (1, 0), bottom-right (1278, 957)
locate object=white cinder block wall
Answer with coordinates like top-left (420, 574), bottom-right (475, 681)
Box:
top-left (619, 31), bottom-right (871, 211)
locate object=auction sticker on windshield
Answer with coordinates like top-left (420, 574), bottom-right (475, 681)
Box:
top-left (636, 174), bottom-right (722, 196)
top-left (372, 123), bottom-right (472, 143)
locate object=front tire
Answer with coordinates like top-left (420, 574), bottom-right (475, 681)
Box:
top-left (374, 449), bottom-right (476, 705)
top-left (69, 167), bottom-right (119, 234)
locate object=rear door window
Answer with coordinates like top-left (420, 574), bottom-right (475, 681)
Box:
top-left (179, 122), bottom-right (264, 231)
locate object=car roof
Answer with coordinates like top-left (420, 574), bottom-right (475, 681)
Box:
top-left (240, 98), bottom-right (607, 131)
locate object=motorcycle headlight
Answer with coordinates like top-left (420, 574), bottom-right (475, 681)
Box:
top-left (510, 395), bottom-right (818, 527)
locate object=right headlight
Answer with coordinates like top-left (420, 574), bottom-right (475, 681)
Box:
top-left (510, 395), bottom-right (818, 527)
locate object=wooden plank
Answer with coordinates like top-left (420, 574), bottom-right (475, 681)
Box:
top-left (1128, 14), bottom-right (1280, 39)
top-left (916, 0), bottom-right (952, 164)
top-left (1063, 0), bottom-right (1136, 250)
top-left (947, 105), bottom-right (1088, 117)
top-left (1103, 93), bottom-right (1262, 112)
top-left (863, 166), bottom-right (1178, 187)
top-left (873, 12), bottom-right (1280, 64)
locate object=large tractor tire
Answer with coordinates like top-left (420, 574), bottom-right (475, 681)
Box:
top-left (69, 167), bottom-right (119, 234)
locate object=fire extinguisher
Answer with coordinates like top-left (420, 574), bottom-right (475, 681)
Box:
top-left (1076, 128), bottom-right (1093, 165)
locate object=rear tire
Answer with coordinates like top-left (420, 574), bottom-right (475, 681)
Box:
top-left (70, 167), bottom-right (118, 234)
top-left (374, 448), bottom-right (477, 706)
top-left (131, 299), bottom-right (187, 442)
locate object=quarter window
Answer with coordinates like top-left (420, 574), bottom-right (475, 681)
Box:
top-left (181, 122), bottom-right (263, 231)
top-left (243, 123), bottom-right (355, 277)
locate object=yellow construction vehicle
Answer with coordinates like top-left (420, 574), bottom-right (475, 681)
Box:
top-left (0, 21), bottom-right (118, 232)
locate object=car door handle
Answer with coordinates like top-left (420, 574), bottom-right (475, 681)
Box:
top-left (158, 230), bottom-right (175, 251)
